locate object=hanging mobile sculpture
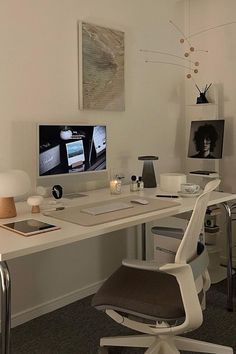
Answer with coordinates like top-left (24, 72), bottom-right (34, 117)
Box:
top-left (141, 19), bottom-right (236, 81)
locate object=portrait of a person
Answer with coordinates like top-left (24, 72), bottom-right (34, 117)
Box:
top-left (191, 123), bottom-right (219, 158)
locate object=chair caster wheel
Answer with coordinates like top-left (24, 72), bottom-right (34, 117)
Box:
top-left (98, 347), bottom-right (109, 354)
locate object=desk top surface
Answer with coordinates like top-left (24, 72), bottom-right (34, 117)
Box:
top-left (0, 185), bottom-right (235, 261)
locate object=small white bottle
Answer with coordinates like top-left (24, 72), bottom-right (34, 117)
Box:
top-left (130, 175), bottom-right (138, 192)
top-left (138, 176), bottom-right (144, 190)
top-left (116, 178), bottom-right (122, 194)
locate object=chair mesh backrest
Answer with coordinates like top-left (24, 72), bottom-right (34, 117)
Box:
top-left (175, 179), bottom-right (220, 264)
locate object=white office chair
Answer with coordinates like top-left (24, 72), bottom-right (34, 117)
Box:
top-left (92, 179), bottom-right (234, 354)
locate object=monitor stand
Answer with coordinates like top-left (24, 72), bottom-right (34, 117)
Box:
top-left (64, 193), bottom-right (87, 199)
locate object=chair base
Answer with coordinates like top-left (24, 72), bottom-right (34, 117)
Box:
top-left (100, 334), bottom-right (233, 354)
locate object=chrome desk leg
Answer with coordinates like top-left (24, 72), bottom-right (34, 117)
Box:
top-left (221, 203), bottom-right (233, 311)
top-left (0, 261), bottom-right (11, 354)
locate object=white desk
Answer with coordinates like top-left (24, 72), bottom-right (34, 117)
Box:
top-left (0, 185), bottom-right (235, 354)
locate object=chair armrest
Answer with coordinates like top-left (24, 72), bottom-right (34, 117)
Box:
top-left (122, 259), bottom-right (160, 271)
top-left (151, 226), bottom-right (184, 239)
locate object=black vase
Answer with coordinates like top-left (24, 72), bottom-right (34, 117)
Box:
top-left (196, 93), bottom-right (208, 104)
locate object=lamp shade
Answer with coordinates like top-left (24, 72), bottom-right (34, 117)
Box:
top-left (138, 156), bottom-right (159, 188)
top-left (0, 170), bottom-right (31, 197)
top-left (0, 170), bottom-right (31, 219)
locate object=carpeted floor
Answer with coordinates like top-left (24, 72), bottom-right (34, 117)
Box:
top-left (7, 275), bottom-right (236, 354)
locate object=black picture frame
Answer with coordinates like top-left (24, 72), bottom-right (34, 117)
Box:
top-left (188, 119), bottom-right (225, 159)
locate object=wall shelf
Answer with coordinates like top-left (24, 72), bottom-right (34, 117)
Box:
top-left (186, 103), bottom-right (217, 107)
top-left (185, 84), bottom-right (220, 179)
top-left (189, 172), bottom-right (219, 179)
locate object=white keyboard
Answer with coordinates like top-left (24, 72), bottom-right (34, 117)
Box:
top-left (81, 202), bottom-right (133, 216)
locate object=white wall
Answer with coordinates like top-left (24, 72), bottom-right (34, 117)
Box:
top-left (184, 0), bottom-right (236, 190)
top-left (0, 0), bottom-right (185, 325)
top-left (184, 0), bottom-right (236, 262)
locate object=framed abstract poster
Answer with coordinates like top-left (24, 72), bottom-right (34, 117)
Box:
top-left (78, 22), bottom-right (125, 111)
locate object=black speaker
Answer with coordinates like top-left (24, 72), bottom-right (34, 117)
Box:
top-left (52, 185), bottom-right (63, 199)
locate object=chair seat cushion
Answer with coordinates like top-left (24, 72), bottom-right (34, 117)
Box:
top-left (92, 266), bottom-right (185, 321)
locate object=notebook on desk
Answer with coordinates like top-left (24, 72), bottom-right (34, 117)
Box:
top-left (189, 170), bottom-right (217, 175)
top-left (44, 196), bottom-right (181, 226)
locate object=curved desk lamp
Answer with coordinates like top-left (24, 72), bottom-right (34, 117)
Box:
top-left (0, 170), bottom-right (31, 218)
top-left (138, 155), bottom-right (159, 188)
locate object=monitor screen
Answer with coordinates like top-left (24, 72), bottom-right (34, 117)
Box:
top-left (187, 119), bottom-right (225, 159)
top-left (38, 125), bottom-right (107, 176)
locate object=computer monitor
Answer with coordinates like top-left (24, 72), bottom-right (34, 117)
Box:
top-left (38, 124), bottom-right (107, 177)
top-left (188, 119), bottom-right (225, 159)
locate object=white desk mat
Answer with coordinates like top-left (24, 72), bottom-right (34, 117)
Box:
top-left (44, 196), bottom-right (181, 226)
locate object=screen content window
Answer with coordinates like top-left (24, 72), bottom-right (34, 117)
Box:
top-left (38, 125), bottom-right (106, 176)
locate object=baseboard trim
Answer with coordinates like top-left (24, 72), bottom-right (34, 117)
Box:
top-left (11, 280), bottom-right (104, 328)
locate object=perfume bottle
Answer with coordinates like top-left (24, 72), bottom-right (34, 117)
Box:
top-left (130, 175), bottom-right (138, 192)
top-left (138, 176), bottom-right (144, 190)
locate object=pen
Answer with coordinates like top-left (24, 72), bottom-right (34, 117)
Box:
top-left (156, 194), bottom-right (179, 198)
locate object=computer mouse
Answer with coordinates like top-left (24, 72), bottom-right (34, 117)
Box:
top-left (130, 198), bottom-right (149, 205)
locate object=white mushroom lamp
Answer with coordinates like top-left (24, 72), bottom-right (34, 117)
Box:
top-left (0, 170), bottom-right (31, 219)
